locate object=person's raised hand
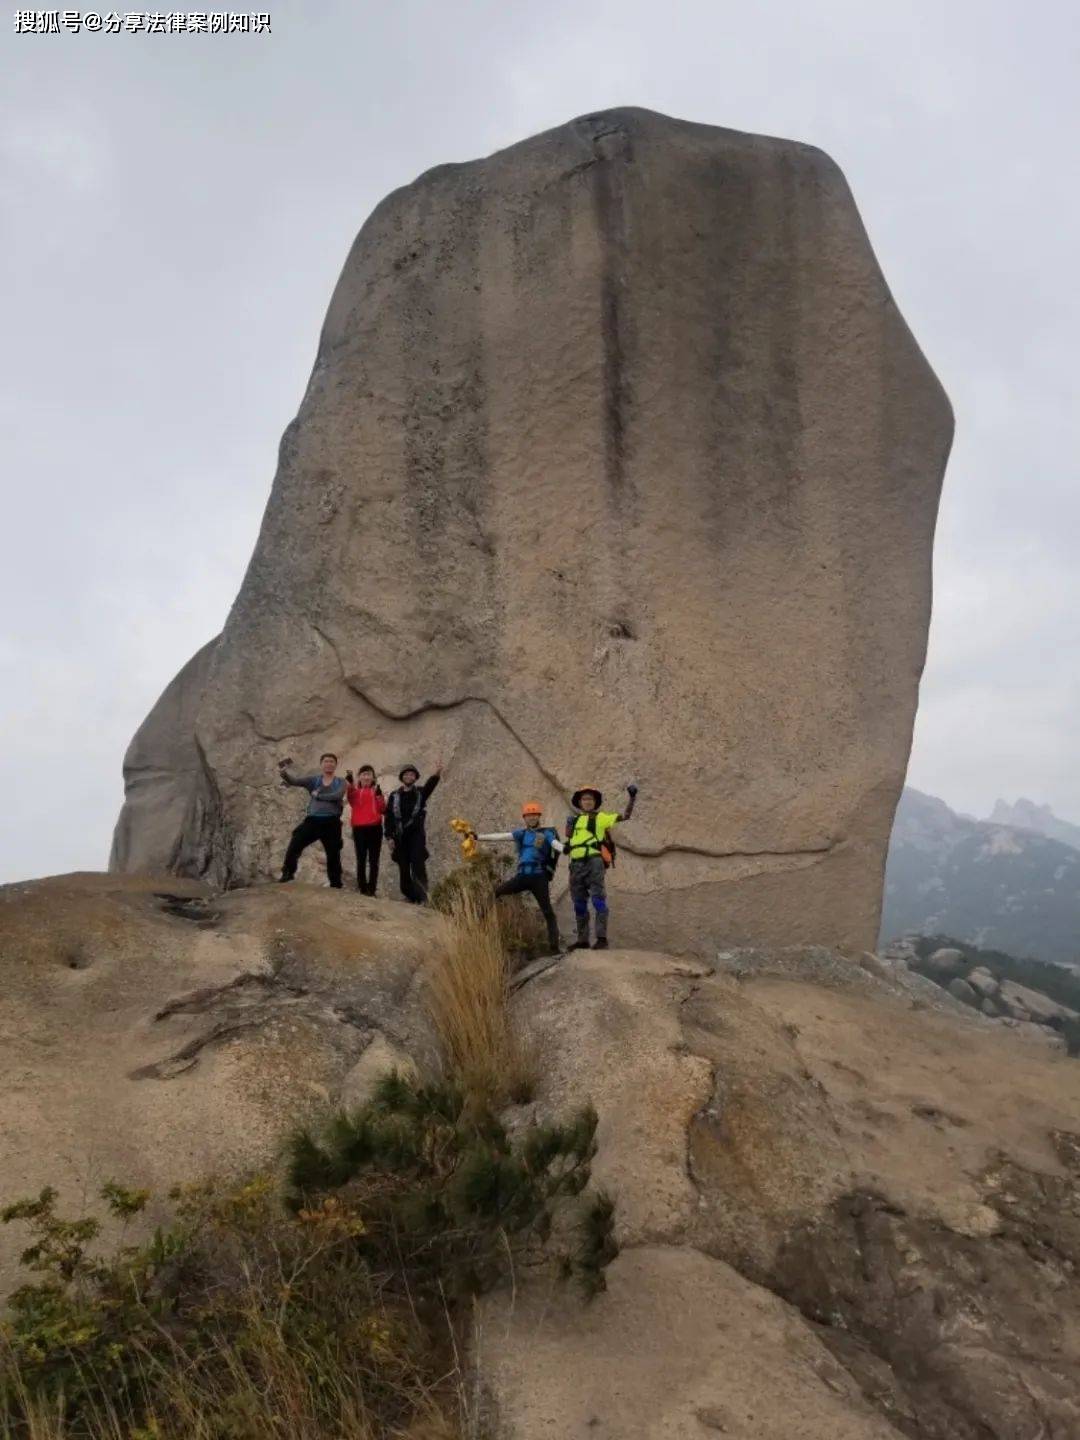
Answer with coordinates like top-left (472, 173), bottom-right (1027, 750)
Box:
top-left (345, 770), bottom-right (354, 784)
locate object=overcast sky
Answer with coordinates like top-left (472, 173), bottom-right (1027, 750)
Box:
top-left (1, 0), bottom-right (1077, 882)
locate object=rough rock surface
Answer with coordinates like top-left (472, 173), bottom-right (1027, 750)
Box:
top-left (0, 873), bottom-right (439, 1290)
top-left (946, 974), bottom-right (977, 1006)
top-left (924, 945), bottom-right (965, 974)
top-left (488, 947), bottom-right (1080, 1439)
top-left (967, 964), bottom-right (998, 996)
top-left (111, 106), bottom-right (952, 956)
top-left (4, 877), bottom-right (1079, 1437)
top-left (999, 976), bottom-right (1078, 1023)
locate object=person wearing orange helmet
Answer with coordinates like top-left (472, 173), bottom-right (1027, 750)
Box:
top-left (564, 782), bottom-right (639, 949)
top-left (472, 802), bottom-right (563, 955)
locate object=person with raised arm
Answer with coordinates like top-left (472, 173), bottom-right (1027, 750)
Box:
top-left (344, 763), bottom-right (387, 895)
top-left (472, 801), bottom-right (563, 956)
top-left (563, 782), bottom-right (639, 949)
top-left (384, 760), bottom-right (443, 903)
top-left (276, 752), bottom-right (347, 888)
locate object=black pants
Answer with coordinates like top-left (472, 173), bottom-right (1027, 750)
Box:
top-left (282, 817), bottom-right (343, 887)
top-left (393, 830), bottom-right (429, 904)
top-left (495, 871), bottom-right (560, 953)
top-left (352, 824), bottom-right (383, 894)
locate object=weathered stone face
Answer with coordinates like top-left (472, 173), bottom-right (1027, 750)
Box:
top-left (111, 106), bottom-right (952, 953)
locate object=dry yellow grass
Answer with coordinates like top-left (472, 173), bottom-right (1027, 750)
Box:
top-left (2, 1305), bottom-right (465, 1440)
top-left (427, 889), bottom-right (536, 1110)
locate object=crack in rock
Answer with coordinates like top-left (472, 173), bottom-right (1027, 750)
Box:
top-left (311, 621), bottom-right (840, 867)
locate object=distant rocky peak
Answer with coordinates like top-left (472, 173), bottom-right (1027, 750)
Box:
top-left (989, 798), bottom-right (1080, 852)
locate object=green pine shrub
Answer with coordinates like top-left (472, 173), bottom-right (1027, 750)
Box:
top-left (286, 1071), bottom-right (608, 1304)
top-left (1, 1076), bottom-right (616, 1440)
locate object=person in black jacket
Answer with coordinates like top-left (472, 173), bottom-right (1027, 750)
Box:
top-left (385, 761), bottom-right (442, 903)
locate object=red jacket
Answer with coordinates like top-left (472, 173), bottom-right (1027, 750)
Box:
top-left (346, 784), bottom-right (387, 828)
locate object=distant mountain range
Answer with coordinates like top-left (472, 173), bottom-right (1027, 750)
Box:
top-left (881, 788), bottom-right (1080, 966)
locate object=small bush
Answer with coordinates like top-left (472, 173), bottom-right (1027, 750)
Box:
top-left (1, 1077), bottom-right (616, 1440)
top-left (1, 1172), bottom-right (459, 1440)
top-left (287, 1071), bottom-right (604, 1304)
top-left (427, 889), bottom-right (536, 1110)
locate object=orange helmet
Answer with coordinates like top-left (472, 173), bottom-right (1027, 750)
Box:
top-left (522, 802), bottom-right (543, 817)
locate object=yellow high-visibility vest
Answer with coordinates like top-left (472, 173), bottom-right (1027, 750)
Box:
top-left (566, 811), bottom-right (619, 861)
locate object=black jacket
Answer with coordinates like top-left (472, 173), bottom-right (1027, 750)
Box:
top-left (385, 774), bottom-right (440, 841)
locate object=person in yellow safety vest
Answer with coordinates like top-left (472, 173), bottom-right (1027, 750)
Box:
top-left (565, 782), bottom-right (639, 950)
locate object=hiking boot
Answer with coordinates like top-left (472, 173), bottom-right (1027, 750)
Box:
top-left (568, 940), bottom-right (590, 951)
top-left (592, 938), bottom-right (609, 950)
top-left (278, 875), bottom-right (294, 884)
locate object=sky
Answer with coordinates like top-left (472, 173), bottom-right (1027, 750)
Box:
top-left (1, 0), bottom-right (1077, 883)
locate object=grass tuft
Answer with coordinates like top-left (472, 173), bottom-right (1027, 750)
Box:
top-left (426, 889), bottom-right (537, 1111)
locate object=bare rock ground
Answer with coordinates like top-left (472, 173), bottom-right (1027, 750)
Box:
top-left (3, 877), bottom-right (1078, 1438)
top-left (0, 872), bottom-right (437, 1288)
top-left (487, 948), bottom-right (1080, 1438)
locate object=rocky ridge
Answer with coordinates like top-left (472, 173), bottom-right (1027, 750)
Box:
top-left (989, 797), bottom-right (1080, 852)
top-left (883, 787), bottom-right (1080, 964)
top-left (3, 873), bottom-right (1079, 1439)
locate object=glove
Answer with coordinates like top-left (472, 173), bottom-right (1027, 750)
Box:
top-left (627, 783), bottom-right (639, 797)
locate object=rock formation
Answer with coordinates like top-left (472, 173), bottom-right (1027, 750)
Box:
top-left (111, 106), bottom-right (952, 955)
top-left (990, 797), bottom-right (1080, 852)
top-left (4, 874), bottom-right (1079, 1437)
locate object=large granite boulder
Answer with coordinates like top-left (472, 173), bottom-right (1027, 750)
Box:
top-left (111, 106), bottom-right (952, 955)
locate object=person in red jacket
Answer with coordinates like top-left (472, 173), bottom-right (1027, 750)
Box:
top-left (345, 764), bottom-right (387, 895)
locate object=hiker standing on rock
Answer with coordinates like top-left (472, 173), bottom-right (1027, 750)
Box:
top-left (345, 764), bottom-right (386, 895)
top-left (472, 802), bottom-right (564, 956)
top-left (385, 761), bottom-right (442, 904)
top-left (565, 783), bottom-right (638, 950)
top-left (277, 753), bottom-right (347, 888)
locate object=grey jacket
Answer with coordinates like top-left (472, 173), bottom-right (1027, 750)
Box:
top-left (281, 771), bottom-right (346, 819)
